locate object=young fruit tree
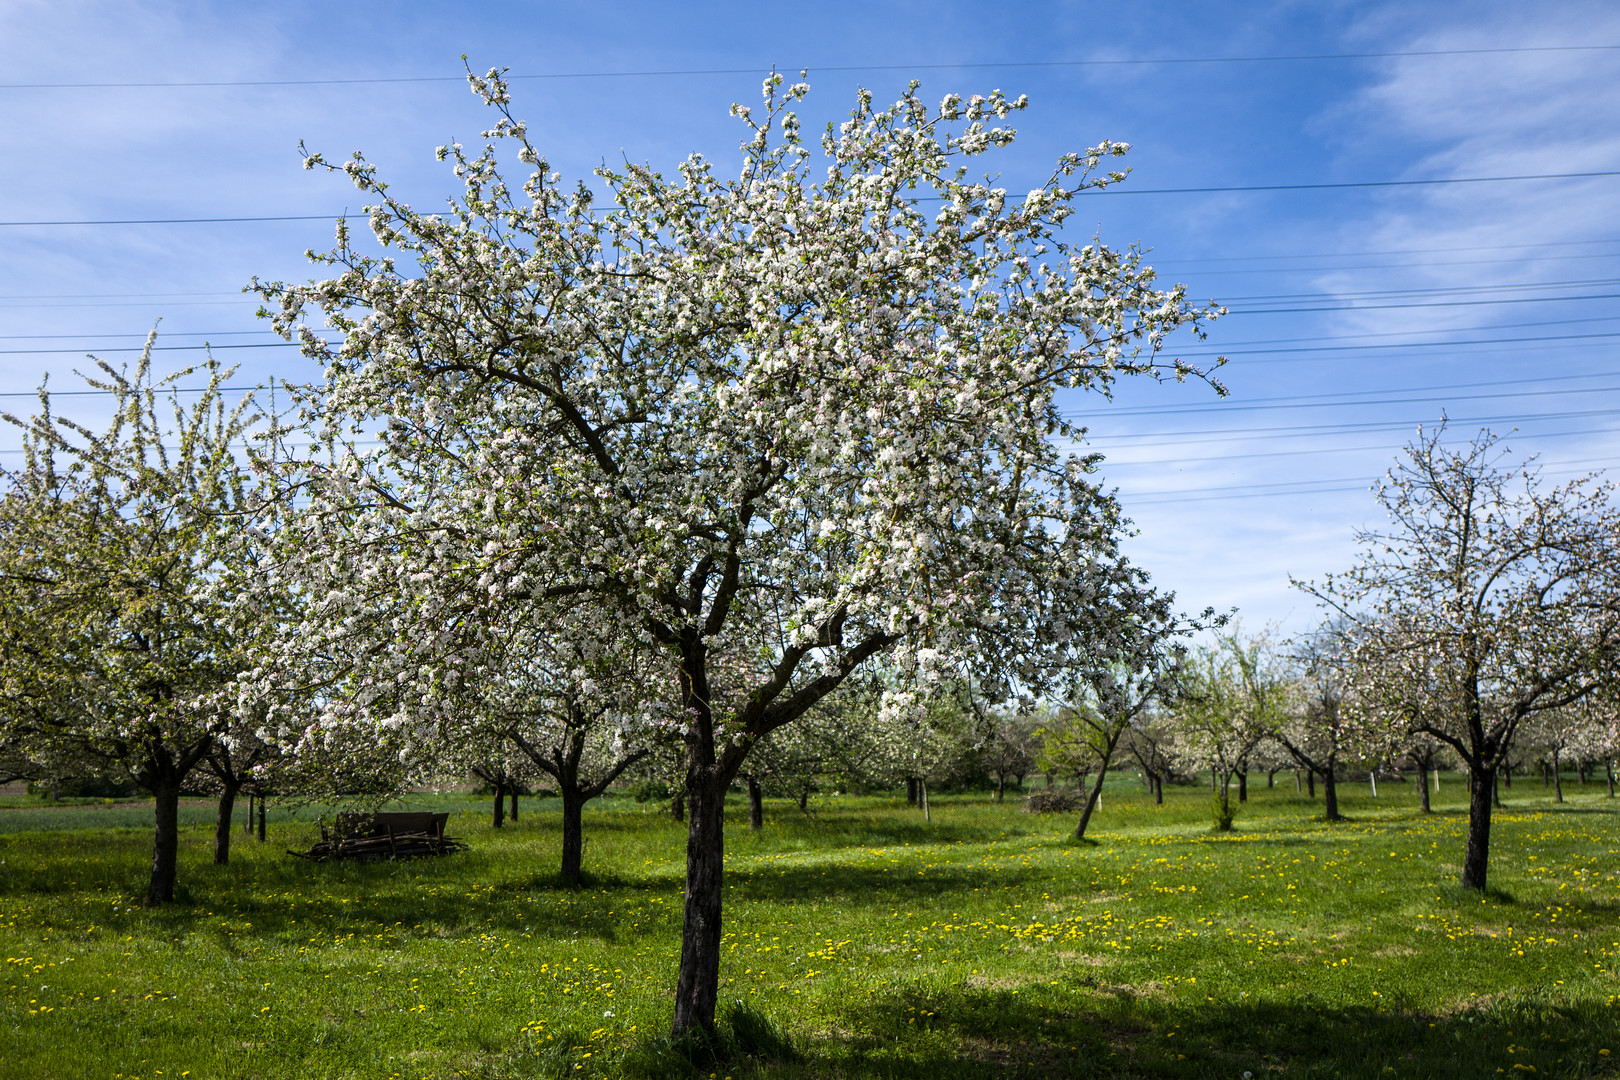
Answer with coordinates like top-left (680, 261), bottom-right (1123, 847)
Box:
top-left (1299, 426), bottom-right (1620, 891)
top-left (1275, 625), bottom-right (1358, 822)
top-left (253, 67), bottom-right (1222, 1036)
top-left (0, 343), bottom-right (271, 905)
top-left (1167, 636), bottom-right (1279, 830)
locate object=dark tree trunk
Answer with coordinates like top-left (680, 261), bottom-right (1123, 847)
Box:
top-left (1501, 765), bottom-right (1512, 788)
top-left (1267, 768), bottom-right (1278, 789)
top-left (672, 772), bottom-right (726, 1038)
top-left (1608, 758), bottom-right (1616, 798)
top-left (1492, 769), bottom-right (1501, 808)
top-left (510, 786), bottom-right (519, 821)
top-left (560, 788), bottom-right (584, 887)
top-left (147, 780), bottom-right (181, 906)
top-left (256, 795), bottom-right (266, 842)
top-left (1306, 770), bottom-right (1316, 798)
top-left (798, 788), bottom-right (808, 811)
top-left (1153, 774), bottom-right (1163, 805)
top-left (243, 790), bottom-right (254, 833)
top-left (906, 776), bottom-right (918, 805)
top-left (1295, 769), bottom-right (1302, 794)
top-left (1237, 770), bottom-right (1248, 803)
top-left (1462, 761), bottom-right (1494, 890)
top-left (995, 775), bottom-right (1005, 802)
top-left (1553, 750), bottom-right (1564, 803)
top-left (1417, 763), bottom-right (1431, 813)
top-left (213, 782), bottom-right (239, 865)
top-left (671, 791), bottom-right (685, 822)
top-left (747, 776), bottom-right (763, 831)
top-left (1074, 762), bottom-right (1110, 840)
top-left (492, 779), bottom-right (506, 828)
top-left (1322, 768), bottom-right (1341, 822)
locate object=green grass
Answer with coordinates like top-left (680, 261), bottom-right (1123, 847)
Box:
top-left (2, 775), bottom-right (1619, 1078)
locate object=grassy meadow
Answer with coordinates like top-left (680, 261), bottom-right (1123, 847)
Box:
top-left (2, 774), bottom-right (1619, 1079)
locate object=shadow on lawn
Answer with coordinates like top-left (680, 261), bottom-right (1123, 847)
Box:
top-left (759, 980), bottom-right (1620, 1080)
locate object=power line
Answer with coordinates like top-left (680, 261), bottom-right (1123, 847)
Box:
top-left (1095, 171), bottom-right (1620, 196)
top-left (4, 170), bottom-right (1618, 228)
top-left (1098, 369), bottom-right (1620, 415)
top-left (1175, 330), bottom-right (1620, 358)
top-left (0, 342), bottom-right (311, 356)
top-left (0, 214), bottom-right (333, 227)
top-left (1229, 292), bottom-right (1620, 314)
top-left (4, 44), bottom-right (1619, 90)
top-left (1180, 253), bottom-right (1620, 277)
top-left (1219, 277), bottom-right (1620, 302)
top-left (1079, 407), bottom-right (1620, 446)
top-left (1159, 238), bottom-right (1620, 264)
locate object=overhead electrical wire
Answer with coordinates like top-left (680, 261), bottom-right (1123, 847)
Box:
top-left (3, 170), bottom-right (1618, 228)
top-left (3, 43), bottom-right (1618, 90)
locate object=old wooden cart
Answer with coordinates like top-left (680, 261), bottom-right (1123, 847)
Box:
top-left (290, 811), bottom-right (466, 861)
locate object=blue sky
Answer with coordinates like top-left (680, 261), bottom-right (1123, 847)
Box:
top-left (2, 0), bottom-right (1618, 634)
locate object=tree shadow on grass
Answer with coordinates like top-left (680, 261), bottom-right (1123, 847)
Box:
top-left (721, 861), bottom-right (1054, 907)
top-left (771, 978), bottom-right (1620, 1080)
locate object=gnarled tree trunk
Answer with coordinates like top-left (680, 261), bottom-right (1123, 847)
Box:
top-left (1074, 761), bottom-right (1110, 840)
top-left (213, 781), bottom-right (240, 865)
top-left (747, 776), bottom-right (763, 830)
top-left (1462, 761), bottom-right (1494, 890)
top-left (672, 769), bottom-right (727, 1037)
top-left (560, 787), bottom-right (585, 887)
top-left (148, 780), bottom-right (182, 906)
top-left (1322, 766), bottom-right (1340, 822)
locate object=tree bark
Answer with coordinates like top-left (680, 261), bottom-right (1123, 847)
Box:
top-left (243, 790), bottom-right (254, 833)
top-left (1153, 774), bottom-right (1163, 805)
top-left (747, 776), bottom-right (763, 831)
top-left (1553, 749), bottom-right (1563, 803)
top-left (492, 779), bottom-right (506, 828)
top-left (671, 791), bottom-right (685, 822)
top-left (257, 794), bottom-right (266, 842)
top-left (560, 788), bottom-right (584, 887)
top-left (995, 775), bottom-right (1005, 802)
top-left (147, 780), bottom-right (181, 906)
top-left (798, 788), bottom-right (808, 811)
top-left (906, 776), bottom-right (918, 805)
top-left (510, 786), bottom-right (519, 821)
top-left (213, 782), bottom-right (239, 865)
top-left (1462, 761), bottom-right (1494, 890)
top-left (1237, 770), bottom-right (1248, 803)
top-left (1306, 770), bottom-right (1316, 798)
top-left (1322, 767), bottom-right (1341, 822)
top-left (1074, 761), bottom-right (1110, 840)
top-left (1417, 763), bottom-right (1431, 813)
top-left (1608, 758), bottom-right (1616, 798)
top-left (672, 772), bottom-right (726, 1038)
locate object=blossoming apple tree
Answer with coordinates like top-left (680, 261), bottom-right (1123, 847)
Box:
top-left (0, 342), bottom-right (274, 905)
top-left (1302, 427), bottom-right (1620, 891)
top-left (253, 67), bottom-right (1223, 1035)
